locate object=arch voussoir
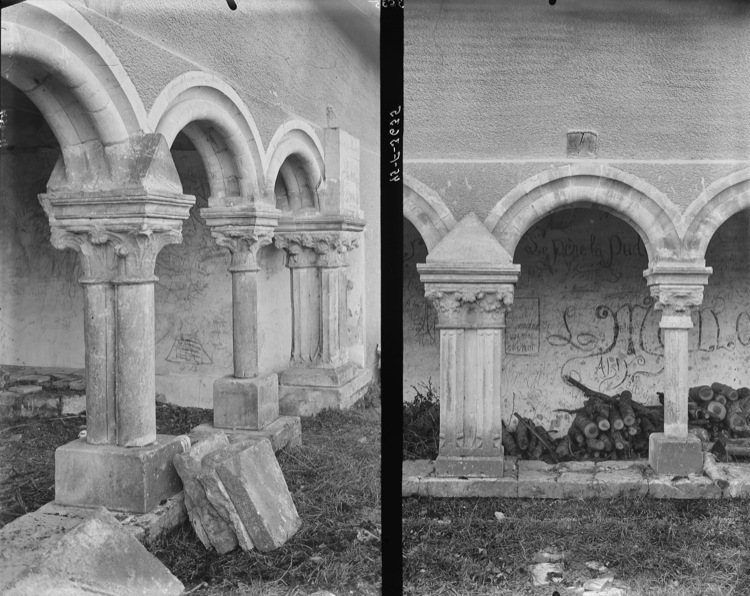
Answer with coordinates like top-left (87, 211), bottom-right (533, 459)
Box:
top-left (402, 174), bottom-right (457, 252)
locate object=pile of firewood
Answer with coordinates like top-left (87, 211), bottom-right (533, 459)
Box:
top-left (684, 383), bottom-right (750, 443)
top-left (502, 377), bottom-right (750, 463)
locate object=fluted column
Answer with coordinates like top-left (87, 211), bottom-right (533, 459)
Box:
top-left (645, 263), bottom-right (711, 475)
top-left (418, 212), bottom-right (521, 477)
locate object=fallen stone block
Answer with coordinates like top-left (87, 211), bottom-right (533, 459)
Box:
top-left (0, 503), bottom-right (183, 595)
top-left (9, 385), bottom-right (43, 395)
top-left (201, 438), bottom-right (302, 551)
top-left (173, 432), bottom-right (239, 554)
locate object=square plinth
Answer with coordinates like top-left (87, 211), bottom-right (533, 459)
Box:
top-left (279, 367), bottom-right (371, 417)
top-left (649, 433), bottom-right (704, 476)
top-left (435, 454), bottom-right (505, 478)
top-left (55, 435), bottom-right (189, 513)
top-left (213, 374), bottom-right (279, 430)
top-left (191, 416), bottom-right (302, 453)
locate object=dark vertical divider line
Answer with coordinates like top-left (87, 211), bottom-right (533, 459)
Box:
top-left (380, 2), bottom-right (404, 591)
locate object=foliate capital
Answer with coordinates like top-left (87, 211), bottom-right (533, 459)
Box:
top-left (650, 284), bottom-right (704, 318)
top-left (211, 226), bottom-right (275, 272)
top-left (423, 285), bottom-right (515, 328)
top-left (274, 231), bottom-right (360, 268)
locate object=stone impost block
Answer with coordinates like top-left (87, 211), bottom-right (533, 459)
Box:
top-left (648, 433), bottom-right (704, 476)
top-left (213, 374), bottom-right (279, 431)
top-left (173, 433), bottom-right (238, 554)
top-left (279, 366), bottom-right (371, 417)
top-left (191, 416), bottom-right (302, 453)
top-left (55, 435), bottom-right (189, 513)
top-left (0, 503), bottom-right (183, 595)
top-left (435, 455), bottom-right (504, 478)
top-left (202, 438), bottom-right (302, 552)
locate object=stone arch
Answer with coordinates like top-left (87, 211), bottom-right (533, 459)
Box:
top-left (1, 0), bottom-right (150, 189)
top-left (403, 173), bottom-right (457, 252)
top-left (149, 71), bottom-right (267, 207)
top-left (484, 163), bottom-right (682, 265)
top-left (680, 167), bottom-right (750, 261)
top-left (265, 121), bottom-right (325, 214)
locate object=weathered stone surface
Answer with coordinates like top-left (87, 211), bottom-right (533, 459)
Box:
top-left (436, 455), bottom-right (505, 477)
top-left (9, 385), bottom-right (42, 395)
top-left (205, 438), bottom-right (302, 551)
top-left (173, 432), bottom-right (238, 554)
top-left (55, 435), bottom-right (189, 513)
top-left (647, 474), bottom-right (722, 499)
top-left (403, 459), bottom-right (435, 478)
top-left (592, 467), bottom-right (649, 498)
top-left (649, 433), bottom-right (704, 475)
top-left (16, 375), bottom-right (51, 384)
top-left (0, 503), bottom-right (183, 595)
top-left (68, 379), bottom-right (86, 391)
top-left (418, 476), bottom-right (518, 498)
top-left (61, 394), bottom-right (86, 415)
top-left (191, 415), bottom-right (302, 453)
top-left (279, 367), bottom-right (371, 417)
top-left (51, 380), bottom-right (71, 390)
top-left (117, 493), bottom-right (188, 546)
top-left (213, 374), bottom-right (279, 431)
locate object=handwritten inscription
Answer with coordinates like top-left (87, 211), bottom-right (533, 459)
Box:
top-left (506, 298), bottom-right (540, 355)
top-left (166, 335), bottom-right (213, 368)
top-left (388, 106), bottom-right (401, 182)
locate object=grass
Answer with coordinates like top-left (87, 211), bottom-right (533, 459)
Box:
top-left (0, 393), bottom-right (381, 596)
top-left (403, 381), bottom-right (439, 461)
top-left (402, 496), bottom-right (750, 596)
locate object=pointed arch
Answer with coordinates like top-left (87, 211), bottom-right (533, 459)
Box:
top-left (681, 167), bottom-right (750, 261)
top-left (484, 163), bottom-right (682, 264)
top-left (149, 71), bottom-right (267, 207)
top-left (403, 174), bottom-right (457, 252)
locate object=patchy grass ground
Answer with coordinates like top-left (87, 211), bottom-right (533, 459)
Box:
top-left (0, 398), bottom-right (381, 596)
top-left (402, 496), bottom-right (750, 596)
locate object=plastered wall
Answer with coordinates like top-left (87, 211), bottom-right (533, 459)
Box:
top-left (403, 209), bottom-right (750, 432)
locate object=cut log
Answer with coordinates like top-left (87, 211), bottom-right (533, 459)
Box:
top-left (609, 405), bottom-right (624, 430)
top-left (610, 430), bottom-right (627, 451)
top-left (714, 394), bottom-right (727, 406)
top-left (573, 413), bottom-right (599, 439)
top-left (627, 424), bottom-right (639, 436)
top-left (564, 376), bottom-right (617, 404)
top-left (738, 387), bottom-right (750, 400)
top-left (725, 439), bottom-right (750, 458)
top-left (703, 452), bottom-right (730, 490)
top-left (568, 424), bottom-right (586, 446)
top-left (596, 415), bottom-right (611, 432)
top-left (515, 419), bottom-right (529, 451)
top-left (600, 434), bottom-right (614, 452)
top-left (617, 392), bottom-right (637, 426)
top-left (711, 382), bottom-right (738, 402)
top-left (689, 385), bottom-right (714, 402)
top-left (502, 426), bottom-right (521, 456)
top-left (586, 437), bottom-right (604, 452)
top-left (688, 426), bottom-right (711, 445)
top-left (706, 400), bottom-right (727, 421)
top-left (555, 437), bottom-right (572, 458)
top-left (639, 416), bottom-right (656, 435)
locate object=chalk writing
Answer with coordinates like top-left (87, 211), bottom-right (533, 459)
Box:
top-left (166, 335), bottom-right (213, 368)
top-left (505, 297), bottom-right (540, 355)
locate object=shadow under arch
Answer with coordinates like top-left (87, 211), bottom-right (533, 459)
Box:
top-left (403, 173), bottom-right (457, 252)
top-left (1, 0), bottom-right (150, 190)
top-left (680, 167), bottom-right (750, 262)
top-left (149, 71), bottom-right (268, 207)
top-left (484, 164), bottom-right (682, 266)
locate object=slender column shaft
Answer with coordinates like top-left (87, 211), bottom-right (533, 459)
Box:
top-left (232, 268), bottom-right (260, 378)
top-left (290, 266), bottom-right (321, 364)
top-left (82, 282), bottom-right (116, 444)
top-left (114, 281), bottom-right (156, 447)
top-left (320, 266), bottom-right (346, 366)
top-left (661, 315), bottom-right (692, 438)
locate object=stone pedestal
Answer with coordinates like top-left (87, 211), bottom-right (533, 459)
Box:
top-left (42, 190), bottom-right (194, 512)
top-left (206, 220), bottom-right (280, 431)
top-left (275, 230), bottom-right (369, 416)
top-left (55, 435), bottom-right (190, 513)
top-left (646, 263), bottom-right (712, 475)
top-left (418, 213), bottom-right (520, 477)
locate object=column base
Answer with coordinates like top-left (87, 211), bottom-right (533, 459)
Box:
top-left (213, 374), bottom-right (279, 431)
top-left (435, 454), bottom-right (505, 478)
top-left (649, 432), bottom-right (704, 475)
top-left (279, 365), bottom-right (371, 416)
top-left (55, 435), bottom-right (189, 513)
top-left (191, 416), bottom-right (302, 453)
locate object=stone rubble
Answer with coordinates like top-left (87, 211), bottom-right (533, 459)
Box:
top-left (174, 432), bottom-right (301, 553)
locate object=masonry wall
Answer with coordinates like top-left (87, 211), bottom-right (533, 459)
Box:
top-left (1, 0), bottom-right (380, 404)
top-left (403, 209), bottom-right (750, 431)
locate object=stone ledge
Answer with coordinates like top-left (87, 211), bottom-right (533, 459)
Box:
top-left (402, 458), bottom-right (750, 499)
top-left (191, 416), bottom-right (302, 453)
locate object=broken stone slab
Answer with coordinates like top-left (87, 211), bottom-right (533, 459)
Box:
top-left (16, 375), bottom-right (51, 385)
top-left (68, 379), bottom-right (86, 391)
top-left (201, 438), bottom-right (302, 551)
top-left (173, 432), bottom-right (239, 554)
top-left (0, 503), bottom-right (183, 595)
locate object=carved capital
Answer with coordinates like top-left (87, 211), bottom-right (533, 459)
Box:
top-left (650, 284), bottom-right (704, 318)
top-left (211, 226), bottom-right (274, 272)
top-left (109, 226), bottom-right (183, 283)
top-left (49, 227), bottom-right (118, 283)
top-left (274, 231), bottom-right (360, 268)
top-left (424, 285), bottom-right (514, 328)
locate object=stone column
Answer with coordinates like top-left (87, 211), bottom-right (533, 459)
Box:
top-left (210, 226), bottom-right (279, 430)
top-left (418, 213), bottom-right (520, 477)
top-left (645, 263), bottom-right (711, 475)
top-left (48, 225), bottom-right (189, 512)
top-left (274, 231), bottom-right (370, 415)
